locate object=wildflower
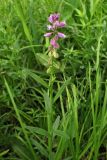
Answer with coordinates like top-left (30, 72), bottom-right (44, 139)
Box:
top-left (48, 13), bottom-right (60, 23)
top-left (44, 32), bottom-right (53, 37)
top-left (57, 32), bottom-right (66, 38)
top-left (44, 13), bottom-right (66, 58)
top-left (50, 38), bottom-right (59, 49)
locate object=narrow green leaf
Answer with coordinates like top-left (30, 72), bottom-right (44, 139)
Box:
top-left (26, 126), bottom-right (48, 136)
top-left (54, 78), bottom-right (71, 103)
top-left (0, 149), bottom-right (9, 157)
top-left (28, 71), bottom-right (48, 88)
top-left (31, 138), bottom-right (48, 158)
top-left (14, 0), bottom-right (32, 42)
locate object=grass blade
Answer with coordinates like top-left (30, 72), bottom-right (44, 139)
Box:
top-left (4, 77), bottom-right (38, 160)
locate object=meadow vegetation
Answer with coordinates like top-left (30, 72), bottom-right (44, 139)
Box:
top-left (0, 0), bottom-right (107, 159)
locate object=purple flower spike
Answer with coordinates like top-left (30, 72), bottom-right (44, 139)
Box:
top-left (57, 32), bottom-right (66, 38)
top-left (48, 13), bottom-right (60, 23)
top-left (50, 38), bottom-right (59, 48)
top-left (44, 13), bottom-right (66, 50)
top-left (44, 32), bottom-right (53, 37)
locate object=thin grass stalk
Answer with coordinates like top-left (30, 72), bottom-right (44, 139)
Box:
top-left (72, 84), bottom-right (79, 160)
top-left (47, 74), bottom-right (55, 159)
top-left (58, 82), bottom-right (65, 123)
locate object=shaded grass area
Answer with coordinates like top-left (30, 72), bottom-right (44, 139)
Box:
top-left (0, 0), bottom-right (107, 159)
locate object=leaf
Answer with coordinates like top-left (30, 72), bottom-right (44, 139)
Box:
top-left (14, 0), bottom-right (32, 42)
top-left (31, 138), bottom-right (48, 158)
top-left (54, 78), bottom-right (71, 103)
top-left (52, 116), bottom-right (60, 138)
top-left (12, 137), bottom-right (34, 160)
top-left (53, 116), bottom-right (60, 131)
top-left (0, 149), bottom-right (9, 157)
top-left (36, 53), bottom-right (61, 70)
top-left (28, 70), bottom-right (48, 88)
top-left (26, 126), bottom-right (48, 136)
top-left (36, 53), bottom-right (49, 67)
top-left (43, 91), bottom-right (51, 113)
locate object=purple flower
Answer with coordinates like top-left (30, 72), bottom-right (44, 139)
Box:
top-left (58, 21), bottom-right (66, 27)
top-left (57, 32), bottom-right (66, 38)
top-left (48, 13), bottom-right (60, 23)
top-left (44, 32), bottom-right (53, 37)
top-left (53, 21), bottom-right (66, 28)
top-left (54, 35), bottom-right (59, 40)
top-left (47, 25), bottom-right (53, 30)
top-left (44, 13), bottom-right (66, 50)
top-left (50, 38), bottom-right (59, 48)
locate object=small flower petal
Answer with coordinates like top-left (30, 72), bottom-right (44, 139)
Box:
top-left (57, 32), bottom-right (66, 38)
top-left (48, 15), bottom-right (53, 23)
top-left (48, 13), bottom-right (60, 23)
top-left (58, 21), bottom-right (66, 27)
top-left (47, 25), bottom-right (53, 30)
top-left (50, 38), bottom-right (59, 48)
top-left (54, 20), bottom-right (60, 26)
top-left (44, 32), bottom-right (52, 37)
top-left (54, 21), bottom-right (66, 28)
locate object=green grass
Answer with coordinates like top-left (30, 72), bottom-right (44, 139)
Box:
top-left (0, 0), bottom-right (107, 159)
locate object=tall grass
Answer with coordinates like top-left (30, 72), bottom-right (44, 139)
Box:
top-left (0, 0), bottom-right (107, 159)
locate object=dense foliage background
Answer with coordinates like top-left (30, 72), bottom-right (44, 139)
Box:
top-left (0, 0), bottom-right (107, 159)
